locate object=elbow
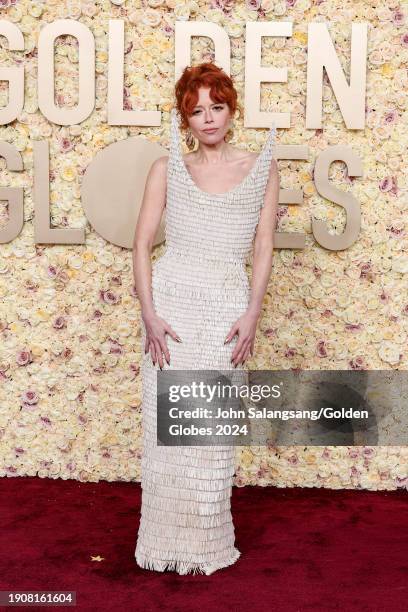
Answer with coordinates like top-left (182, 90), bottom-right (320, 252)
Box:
top-left (133, 239), bottom-right (153, 257)
top-left (253, 236), bottom-right (274, 255)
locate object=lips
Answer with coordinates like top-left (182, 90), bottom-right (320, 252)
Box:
top-left (203, 128), bottom-right (218, 133)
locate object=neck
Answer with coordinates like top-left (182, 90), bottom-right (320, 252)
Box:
top-left (194, 140), bottom-right (232, 164)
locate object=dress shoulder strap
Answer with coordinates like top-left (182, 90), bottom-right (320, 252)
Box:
top-left (169, 108), bottom-right (183, 172)
top-left (255, 121), bottom-right (277, 177)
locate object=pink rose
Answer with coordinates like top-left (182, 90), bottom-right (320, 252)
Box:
top-left (287, 454), bottom-right (299, 465)
top-left (384, 109), bottom-right (397, 123)
top-left (22, 390), bottom-right (39, 405)
top-left (379, 177), bottom-right (392, 192)
top-left (392, 10), bottom-right (405, 27)
top-left (246, 0), bottom-right (261, 10)
top-left (100, 290), bottom-right (120, 305)
top-left (53, 316), bottom-right (66, 329)
top-left (316, 340), bottom-right (327, 357)
top-left (16, 350), bottom-right (32, 366)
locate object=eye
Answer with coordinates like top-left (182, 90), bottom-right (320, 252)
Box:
top-left (192, 105), bottom-right (224, 115)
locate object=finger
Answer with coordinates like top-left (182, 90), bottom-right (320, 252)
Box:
top-left (152, 340), bottom-right (160, 366)
top-left (224, 325), bottom-right (237, 344)
top-left (242, 346), bottom-right (251, 365)
top-left (233, 340), bottom-right (251, 367)
top-left (166, 325), bottom-right (182, 343)
top-left (231, 341), bottom-right (244, 365)
top-left (230, 342), bottom-right (240, 364)
top-left (250, 340), bottom-right (255, 357)
top-left (144, 336), bottom-right (149, 354)
top-left (160, 337), bottom-right (171, 365)
top-left (150, 341), bottom-right (157, 364)
top-left (153, 340), bottom-right (164, 369)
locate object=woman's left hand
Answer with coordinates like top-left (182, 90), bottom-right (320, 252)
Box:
top-left (224, 310), bottom-right (259, 367)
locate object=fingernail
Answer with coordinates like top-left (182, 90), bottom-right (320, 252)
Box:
top-left (176, 337), bottom-right (182, 343)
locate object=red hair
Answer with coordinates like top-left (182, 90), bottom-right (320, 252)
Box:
top-left (174, 62), bottom-right (242, 130)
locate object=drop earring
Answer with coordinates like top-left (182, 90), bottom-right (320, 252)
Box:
top-left (185, 128), bottom-right (196, 151)
top-left (224, 120), bottom-right (234, 142)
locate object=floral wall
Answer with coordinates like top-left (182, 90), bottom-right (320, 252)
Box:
top-left (0, 0), bottom-right (407, 491)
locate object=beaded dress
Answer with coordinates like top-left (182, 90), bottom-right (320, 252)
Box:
top-left (135, 108), bottom-right (276, 575)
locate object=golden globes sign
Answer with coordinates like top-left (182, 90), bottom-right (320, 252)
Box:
top-left (0, 19), bottom-right (368, 250)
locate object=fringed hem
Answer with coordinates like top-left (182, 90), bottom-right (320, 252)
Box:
top-left (135, 547), bottom-right (241, 576)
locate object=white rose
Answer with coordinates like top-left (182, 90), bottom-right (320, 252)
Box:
top-left (296, 0), bottom-right (311, 11)
top-left (261, 0), bottom-right (275, 13)
top-left (97, 251), bottom-right (115, 267)
top-left (142, 8), bottom-right (162, 27)
top-left (225, 22), bottom-right (244, 38)
top-left (8, 6), bottom-right (23, 22)
top-left (392, 255), bottom-right (408, 273)
top-left (29, 3), bottom-right (44, 18)
top-left (188, 1), bottom-right (199, 13)
top-left (174, 3), bottom-right (191, 19)
top-left (273, 1), bottom-right (287, 16)
top-left (378, 342), bottom-right (401, 365)
top-left (67, 255), bottom-right (83, 270)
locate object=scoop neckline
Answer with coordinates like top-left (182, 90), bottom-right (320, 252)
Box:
top-left (171, 108), bottom-right (274, 198)
top-left (180, 151), bottom-right (263, 198)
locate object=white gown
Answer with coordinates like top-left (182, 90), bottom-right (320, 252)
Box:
top-left (135, 108), bottom-right (276, 575)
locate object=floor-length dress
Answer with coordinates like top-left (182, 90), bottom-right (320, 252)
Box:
top-left (135, 108), bottom-right (276, 575)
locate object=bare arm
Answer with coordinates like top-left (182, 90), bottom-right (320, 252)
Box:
top-left (225, 159), bottom-right (280, 366)
top-left (132, 155), bottom-right (181, 368)
top-left (132, 155), bottom-right (168, 318)
top-left (247, 158), bottom-right (280, 317)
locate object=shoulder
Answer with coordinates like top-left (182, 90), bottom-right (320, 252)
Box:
top-left (150, 155), bottom-right (169, 171)
top-left (147, 155), bottom-right (169, 179)
top-left (145, 156), bottom-right (169, 190)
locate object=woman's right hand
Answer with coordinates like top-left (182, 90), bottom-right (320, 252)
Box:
top-left (142, 312), bottom-right (182, 368)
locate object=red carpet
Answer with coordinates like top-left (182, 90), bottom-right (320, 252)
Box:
top-left (0, 477), bottom-right (406, 611)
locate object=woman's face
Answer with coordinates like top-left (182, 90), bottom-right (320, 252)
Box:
top-left (187, 87), bottom-right (233, 144)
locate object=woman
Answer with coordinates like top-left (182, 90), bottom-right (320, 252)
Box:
top-left (133, 63), bottom-right (279, 575)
